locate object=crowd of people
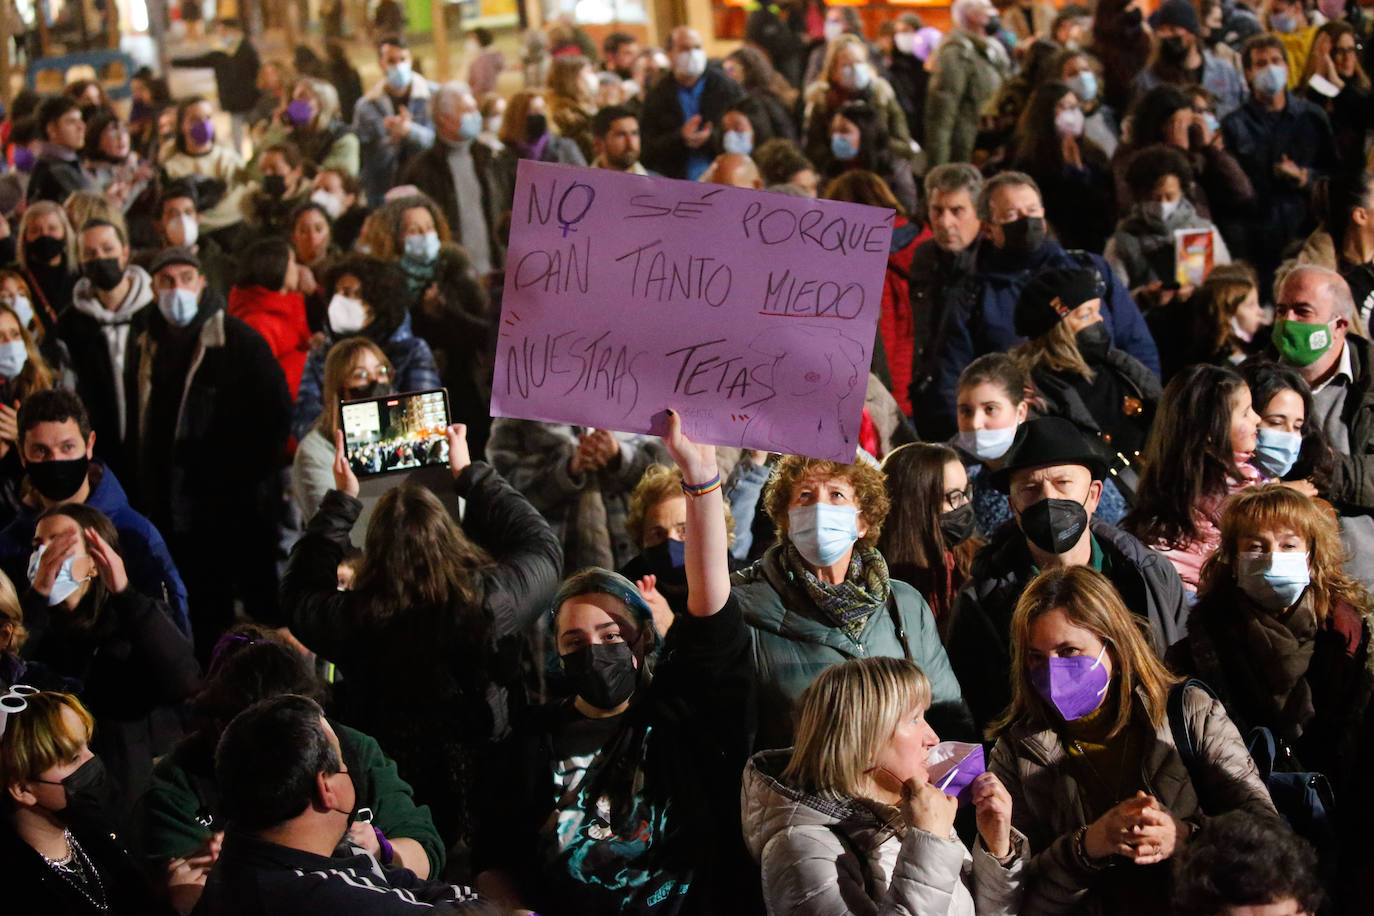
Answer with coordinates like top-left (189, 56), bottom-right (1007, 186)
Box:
top-left (0, 2), bottom-right (1371, 914)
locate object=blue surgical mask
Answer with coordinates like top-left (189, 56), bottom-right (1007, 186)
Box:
top-left (722, 129), bottom-right (753, 156)
top-left (157, 287), bottom-right (200, 327)
top-left (1066, 70), bottom-right (1098, 104)
top-left (1270, 12), bottom-right (1297, 32)
top-left (831, 133), bottom-right (859, 160)
top-left (0, 339), bottom-right (27, 379)
top-left (1236, 550), bottom-right (1310, 611)
top-left (788, 504), bottom-right (859, 568)
top-left (1253, 63), bottom-right (1288, 96)
top-left (1251, 427), bottom-right (1302, 479)
top-left (955, 426), bottom-right (1017, 463)
top-left (403, 230), bottom-right (441, 264)
top-left (1204, 111), bottom-right (1220, 133)
top-left (27, 543), bottom-right (92, 607)
top-left (385, 62), bottom-right (412, 90)
top-left (459, 110), bottom-right (484, 140)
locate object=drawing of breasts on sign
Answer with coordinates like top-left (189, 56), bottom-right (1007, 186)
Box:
top-left (742, 323), bottom-right (868, 458)
top-left (492, 159), bottom-right (891, 463)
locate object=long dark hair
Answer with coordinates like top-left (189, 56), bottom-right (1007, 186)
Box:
top-left (826, 100), bottom-right (892, 178)
top-left (1124, 365), bottom-right (1250, 546)
top-left (1125, 85), bottom-right (1191, 150)
top-left (352, 482), bottom-right (493, 627)
top-left (879, 442), bottom-right (980, 575)
top-left (34, 502), bottom-right (120, 631)
top-left (1014, 82), bottom-right (1107, 176)
top-left (1319, 170), bottom-right (1374, 257)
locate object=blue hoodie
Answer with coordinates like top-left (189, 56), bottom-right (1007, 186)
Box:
top-left (0, 463), bottom-right (191, 636)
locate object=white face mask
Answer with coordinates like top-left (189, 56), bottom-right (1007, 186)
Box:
top-left (824, 20), bottom-right (845, 41)
top-left (28, 543), bottom-right (92, 607)
top-left (956, 425), bottom-right (1018, 462)
top-left (674, 48), bottom-right (707, 81)
top-left (0, 338), bottom-right (26, 379)
top-left (175, 213), bottom-right (199, 248)
top-left (1055, 107), bottom-right (1085, 137)
top-left (6, 295), bottom-right (34, 330)
top-left (328, 293), bottom-right (368, 334)
top-left (485, 114), bottom-right (503, 133)
top-left (841, 61), bottom-right (873, 91)
top-left (894, 32), bottom-right (918, 55)
top-left (311, 189), bottom-right (344, 220)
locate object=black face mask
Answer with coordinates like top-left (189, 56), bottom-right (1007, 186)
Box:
top-left (635, 538), bottom-right (688, 615)
top-left (81, 257), bottom-right (124, 292)
top-left (27, 456), bottom-right (90, 502)
top-left (1123, 6), bottom-right (1144, 29)
top-left (262, 174), bottom-right (288, 198)
top-left (939, 503), bottom-right (978, 547)
top-left (1160, 35), bottom-right (1190, 62)
top-left (561, 642), bottom-right (637, 710)
top-left (526, 113), bottom-right (548, 140)
top-left (1018, 496), bottom-right (1090, 555)
top-left (1075, 321), bottom-right (1111, 361)
top-left (343, 381), bottom-right (394, 402)
top-left (28, 234), bottom-right (66, 263)
top-left (326, 768), bottom-right (359, 828)
top-left (1000, 216), bottom-right (1046, 256)
top-left (42, 755), bottom-right (113, 825)
top-left (984, 15), bottom-right (1001, 35)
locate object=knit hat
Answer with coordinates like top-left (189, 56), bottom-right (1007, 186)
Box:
top-left (1013, 266), bottom-right (1102, 340)
top-left (1150, 0), bottom-right (1201, 35)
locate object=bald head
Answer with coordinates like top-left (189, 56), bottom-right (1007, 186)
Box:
top-left (702, 153), bottom-right (762, 190)
top-left (669, 27), bottom-right (702, 53)
top-left (1275, 264), bottom-right (1354, 383)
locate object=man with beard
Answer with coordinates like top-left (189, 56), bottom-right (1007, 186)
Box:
top-left (590, 105), bottom-right (651, 175)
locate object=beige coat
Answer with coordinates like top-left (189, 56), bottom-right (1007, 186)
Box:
top-left (989, 684), bottom-right (1276, 915)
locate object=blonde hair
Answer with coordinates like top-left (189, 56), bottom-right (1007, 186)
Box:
top-left (547, 54), bottom-right (594, 106)
top-left (1012, 317), bottom-right (1095, 382)
top-left (16, 201), bottom-right (77, 271)
top-left (315, 337), bottom-right (394, 439)
top-left (763, 455), bottom-right (891, 549)
top-left (989, 565), bottom-right (1180, 740)
top-left (0, 692), bottom-right (94, 786)
top-left (1199, 483), bottom-right (1372, 623)
top-left (822, 33), bottom-right (869, 86)
top-left (65, 191), bottom-right (126, 242)
top-left (295, 77), bottom-right (341, 124)
top-left (0, 568), bottom-right (25, 655)
top-left (782, 657), bottom-right (932, 800)
top-left (625, 463), bottom-right (736, 548)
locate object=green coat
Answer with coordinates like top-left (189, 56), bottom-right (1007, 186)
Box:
top-left (924, 30), bottom-right (1008, 166)
top-left (137, 720), bottom-right (445, 877)
top-left (731, 545), bottom-right (974, 750)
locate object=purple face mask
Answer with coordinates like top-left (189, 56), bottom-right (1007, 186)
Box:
top-left (1030, 646), bottom-right (1110, 721)
top-left (926, 741), bottom-right (986, 804)
top-left (11, 147), bottom-right (35, 173)
top-left (287, 99), bottom-right (314, 126)
top-left (188, 117), bottom-right (214, 146)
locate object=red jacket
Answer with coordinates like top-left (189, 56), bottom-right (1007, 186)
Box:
top-left (227, 285), bottom-right (312, 399)
top-left (881, 216), bottom-right (929, 416)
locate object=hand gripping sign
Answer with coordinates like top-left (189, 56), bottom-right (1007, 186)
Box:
top-left (491, 160), bottom-right (893, 463)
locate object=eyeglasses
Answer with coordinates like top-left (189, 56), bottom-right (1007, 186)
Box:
top-left (0, 684), bottom-right (39, 738)
top-left (347, 367), bottom-right (392, 385)
top-left (944, 484), bottom-right (974, 510)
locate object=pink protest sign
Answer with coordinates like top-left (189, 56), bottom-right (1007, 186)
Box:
top-left (491, 160), bottom-right (892, 462)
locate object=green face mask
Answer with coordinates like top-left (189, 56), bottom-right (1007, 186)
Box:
top-left (1272, 318), bottom-right (1334, 367)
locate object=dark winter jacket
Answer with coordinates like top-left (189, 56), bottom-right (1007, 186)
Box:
top-left (947, 520), bottom-right (1188, 731)
top-left (21, 586), bottom-right (200, 829)
top-left (292, 310), bottom-right (440, 442)
top-left (192, 832), bottom-right (485, 916)
top-left (925, 242), bottom-right (1160, 436)
top-left (173, 38), bottom-right (261, 113)
top-left (476, 596), bottom-right (757, 916)
top-left (400, 138), bottom-right (509, 274)
top-left (26, 145), bottom-right (89, 204)
top-left (640, 67), bottom-right (747, 179)
top-left (0, 463), bottom-right (190, 635)
top-left (280, 463), bottom-right (562, 846)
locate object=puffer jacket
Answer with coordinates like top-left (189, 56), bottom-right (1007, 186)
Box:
top-left (924, 30), bottom-right (1008, 166)
top-left (802, 76), bottom-right (915, 168)
top-left (989, 685), bottom-right (1276, 916)
top-left (732, 544), bottom-right (974, 750)
top-left (741, 750), bottom-right (1027, 916)
top-left (946, 520), bottom-right (1188, 733)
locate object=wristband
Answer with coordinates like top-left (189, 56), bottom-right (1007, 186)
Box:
top-left (373, 826), bottom-right (394, 866)
top-left (680, 473), bottom-right (721, 497)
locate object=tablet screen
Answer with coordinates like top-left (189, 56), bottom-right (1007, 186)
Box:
top-left (339, 388), bottom-right (451, 478)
